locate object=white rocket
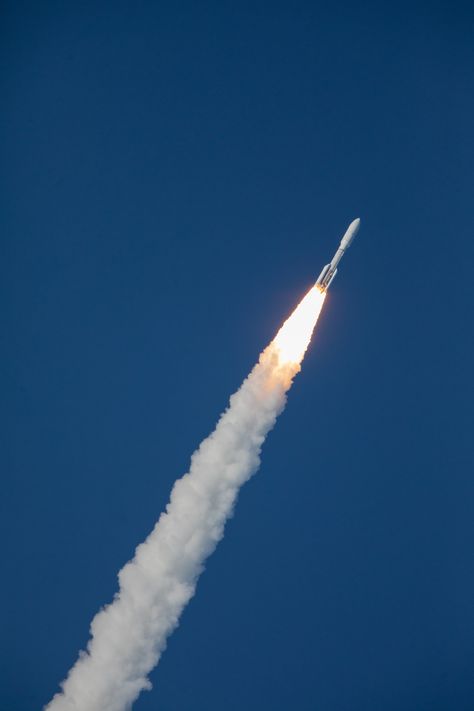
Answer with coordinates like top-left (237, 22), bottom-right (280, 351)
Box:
top-left (315, 218), bottom-right (360, 291)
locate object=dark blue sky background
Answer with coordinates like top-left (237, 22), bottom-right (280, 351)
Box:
top-left (2, 2), bottom-right (473, 709)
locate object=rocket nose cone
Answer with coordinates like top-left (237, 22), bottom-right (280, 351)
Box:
top-left (339, 217), bottom-right (360, 249)
top-left (347, 217), bottom-right (360, 238)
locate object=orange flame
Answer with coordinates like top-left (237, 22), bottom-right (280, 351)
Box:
top-left (273, 286), bottom-right (326, 366)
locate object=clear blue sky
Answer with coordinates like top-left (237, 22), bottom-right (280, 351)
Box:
top-left (2, 2), bottom-right (473, 709)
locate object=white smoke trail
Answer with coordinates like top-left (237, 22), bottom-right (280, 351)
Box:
top-left (46, 287), bottom-right (325, 711)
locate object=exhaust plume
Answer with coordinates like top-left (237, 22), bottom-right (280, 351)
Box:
top-left (45, 286), bottom-right (326, 711)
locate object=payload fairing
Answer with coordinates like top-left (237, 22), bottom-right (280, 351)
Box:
top-left (315, 218), bottom-right (360, 291)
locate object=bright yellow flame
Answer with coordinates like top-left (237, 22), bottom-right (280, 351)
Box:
top-left (273, 286), bottom-right (326, 365)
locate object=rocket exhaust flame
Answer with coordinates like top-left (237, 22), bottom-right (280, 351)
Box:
top-left (45, 286), bottom-right (327, 711)
top-left (273, 286), bottom-right (326, 367)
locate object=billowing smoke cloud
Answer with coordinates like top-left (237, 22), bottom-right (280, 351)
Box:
top-left (45, 288), bottom-right (325, 711)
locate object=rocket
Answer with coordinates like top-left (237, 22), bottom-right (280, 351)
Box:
top-left (315, 218), bottom-right (360, 291)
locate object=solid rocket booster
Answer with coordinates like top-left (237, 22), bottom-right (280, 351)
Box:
top-left (315, 218), bottom-right (360, 291)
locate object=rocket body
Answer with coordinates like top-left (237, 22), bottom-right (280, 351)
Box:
top-left (315, 218), bottom-right (360, 291)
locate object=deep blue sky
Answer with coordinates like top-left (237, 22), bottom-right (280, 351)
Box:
top-left (2, 2), bottom-right (474, 709)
